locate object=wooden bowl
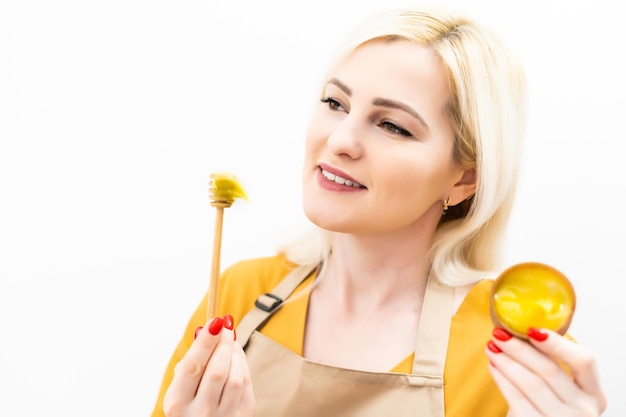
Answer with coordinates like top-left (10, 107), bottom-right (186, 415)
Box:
top-left (490, 262), bottom-right (576, 340)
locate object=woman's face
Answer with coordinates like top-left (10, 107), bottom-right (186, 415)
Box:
top-left (302, 40), bottom-right (475, 235)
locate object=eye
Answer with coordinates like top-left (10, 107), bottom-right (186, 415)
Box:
top-left (320, 97), bottom-right (346, 111)
top-left (380, 120), bottom-right (413, 137)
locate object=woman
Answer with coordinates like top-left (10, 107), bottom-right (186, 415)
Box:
top-left (151, 5), bottom-right (606, 417)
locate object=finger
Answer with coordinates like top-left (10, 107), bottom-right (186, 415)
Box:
top-left (238, 344), bottom-right (256, 416)
top-left (195, 327), bottom-right (236, 407)
top-left (167, 317), bottom-right (225, 404)
top-left (486, 342), bottom-right (570, 415)
top-left (217, 343), bottom-right (248, 411)
top-left (527, 329), bottom-right (607, 410)
top-left (486, 360), bottom-right (540, 416)
top-left (491, 333), bottom-right (580, 403)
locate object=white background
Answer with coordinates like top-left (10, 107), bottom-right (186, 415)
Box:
top-left (1, 0), bottom-right (624, 416)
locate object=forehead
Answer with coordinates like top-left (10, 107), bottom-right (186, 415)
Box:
top-left (328, 39), bottom-right (451, 113)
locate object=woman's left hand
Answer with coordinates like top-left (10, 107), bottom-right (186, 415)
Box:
top-left (486, 327), bottom-right (607, 416)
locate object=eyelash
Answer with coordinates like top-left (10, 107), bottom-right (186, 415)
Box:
top-left (320, 97), bottom-right (413, 138)
top-left (320, 97), bottom-right (344, 111)
top-left (379, 121), bottom-right (412, 137)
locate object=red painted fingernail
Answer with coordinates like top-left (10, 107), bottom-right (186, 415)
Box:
top-left (528, 327), bottom-right (548, 341)
top-left (487, 340), bottom-right (502, 353)
top-left (208, 317), bottom-right (224, 335)
top-left (493, 327), bottom-right (512, 341)
top-left (223, 314), bottom-right (234, 330)
top-left (194, 326), bottom-right (203, 340)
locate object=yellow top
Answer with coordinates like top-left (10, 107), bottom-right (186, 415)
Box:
top-left (150, 254), bottom-right (509, 417)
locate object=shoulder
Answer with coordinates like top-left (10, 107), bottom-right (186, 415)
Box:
top-left (217, 253), bottom-right (299, 319)
top-left (447, 279), bottom-right (495, 350)
top-left (457, 278), bottom-right (493, 313)
top-left (220, 253), bottom-right (298, 288)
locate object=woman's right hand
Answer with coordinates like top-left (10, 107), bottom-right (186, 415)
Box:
top-left (163, 315), bottom-right (255, 417)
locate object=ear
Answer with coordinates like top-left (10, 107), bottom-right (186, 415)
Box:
top-left (449, 167), bottom-right (477, 206)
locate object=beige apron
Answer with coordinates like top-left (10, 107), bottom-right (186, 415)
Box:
top-left (236, 263), bottom-right (454, 417)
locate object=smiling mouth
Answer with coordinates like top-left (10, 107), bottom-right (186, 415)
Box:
top-left (321, 168), bottom-right (366, 189)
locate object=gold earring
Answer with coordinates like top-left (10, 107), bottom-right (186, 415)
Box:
top-left (442, 197), bottom-right (450, 215)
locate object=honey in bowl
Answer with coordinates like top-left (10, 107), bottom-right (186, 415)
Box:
top-left (490, 262), bottom-right (576, 340)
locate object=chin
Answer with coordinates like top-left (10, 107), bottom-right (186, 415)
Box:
top-left (303, 205), bottom-right (358, 234)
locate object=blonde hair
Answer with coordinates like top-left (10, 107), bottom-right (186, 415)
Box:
top-left (278, 5), bottom-right (527, 286)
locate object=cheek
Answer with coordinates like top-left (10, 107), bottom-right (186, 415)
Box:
top-left (375, 149), bottom-right (455, 201)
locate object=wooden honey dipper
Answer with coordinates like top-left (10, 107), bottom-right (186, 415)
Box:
top-left (207, 172), bottom-right (248, 321)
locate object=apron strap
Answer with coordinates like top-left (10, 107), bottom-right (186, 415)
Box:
top-left (411, 275), bottom-right (455, 377)
top-left (237, 262), bottom-right (319, 348)
top-left (237, 259), bottom-right (455, 381)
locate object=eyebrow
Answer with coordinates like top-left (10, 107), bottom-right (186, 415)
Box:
top-left (328, 78), bottom-right (352, 96)
top-left (327, 77), bottom-right (429, 131)
top-left (372, 98), bottom-right (429, 131)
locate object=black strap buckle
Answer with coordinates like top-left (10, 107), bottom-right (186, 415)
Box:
top-left (254, 293), bottom-right (283, 312)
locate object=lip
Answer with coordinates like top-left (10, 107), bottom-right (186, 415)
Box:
top-left (317, 163), bottom-right (367, 191)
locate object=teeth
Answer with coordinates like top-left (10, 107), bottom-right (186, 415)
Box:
top-left (321, 169), bottom-right (365, 188)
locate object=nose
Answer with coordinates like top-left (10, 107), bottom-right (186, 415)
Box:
top-left (326, 113), bottom-right (365, 160)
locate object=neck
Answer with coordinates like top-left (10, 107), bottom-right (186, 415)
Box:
top-left (316, 226), bottom-right (436, 313)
